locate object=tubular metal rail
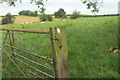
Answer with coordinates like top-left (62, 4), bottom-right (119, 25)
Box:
top-left (0, 28), bottom-right (57, 79)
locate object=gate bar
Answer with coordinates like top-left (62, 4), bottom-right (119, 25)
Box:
top-left (0, 47), bottom-right (28, 78)
top-left (27, 70), bottom-right (45, 79)
top-left (3, 31), bottom-right (8, 43)
top-left (49, 27), bottom-right (56, 79)
top-left (0, 28), bottom-right (50, 34)
top-left (2, 43), bottom-right (52, 62)
top-left (11, 55), bottom-right (55, 78)
top-left (8, 31), bottom-right (15, 56)
top-left (13, 53), bottom-right (53, 71)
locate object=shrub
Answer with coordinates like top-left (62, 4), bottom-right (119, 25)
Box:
top-left (2, 13), bottom-right (15, 24)
top-left (54, 8), bottom-right (66, 18)
top-left (40, 13), bottom-right (47, 22)
top-left (40, 13), bottom-right (53, 22)
top-left (2, 17), bottom-right (9, 24)
top-left (47, 15), bottom-right (52, 21)
top-left (71, 11), bottom-right (80, 19)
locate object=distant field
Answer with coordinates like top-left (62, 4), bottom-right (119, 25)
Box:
top-left (1, 16), bottom-right (118, 78)
top-left (14, 16), bottom-right (40, 24)
top-left (0, 16), bottom-right (40, 24)
top-left (13, 16), bottom-right (62, 24)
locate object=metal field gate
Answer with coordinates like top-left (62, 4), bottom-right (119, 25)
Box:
top-left (0, 27), bottom-right (70, 79)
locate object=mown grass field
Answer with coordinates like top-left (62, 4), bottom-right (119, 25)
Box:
top-left (14, 16), bottom-right (40, 24)
top-left (1, 16), bottom-right (118, 78)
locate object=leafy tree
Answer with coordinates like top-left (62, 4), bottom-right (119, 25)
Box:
top-left (38, 6), bottom-right (46, 13)
top-left (2, 13), bottom-right (15, 24)
top-left (40, 13), bottom-right (47, 22)
top-left (81, 0), bottom-right (103, 14)
top-left (54, 8), bottom-right (66, 18)
top-left (0, 0), bottom-right (103, 13)
top-left (34, 10), bottom-right (38, 16)
top-left (71, 11), bottom-right (80, 19)
top-left (18, 10), bottom-right (38, 16)
top-left (40, 13), bottom-right (53, 22)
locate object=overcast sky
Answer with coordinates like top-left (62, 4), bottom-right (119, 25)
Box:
top-left (0, 0), bottom-right (119, 16)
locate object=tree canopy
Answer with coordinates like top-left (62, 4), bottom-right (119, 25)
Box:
top-left (18, 10), bottom-right (38, 16)
top-left (81, 0), bottom-right (103, 13)
top-left (54, 8), bottom-right (66, 18)
top-left (2, 13), bottom-right (15, 24)
top-left (0, 0), bottom-right (103, 13)
top-left (71, 10), bottom-right (80, 19)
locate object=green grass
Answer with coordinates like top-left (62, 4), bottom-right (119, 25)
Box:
top-left (1, 16), bottom-right (118, 78)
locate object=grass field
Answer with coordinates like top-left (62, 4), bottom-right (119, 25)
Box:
top-left (1, 16), bottom-right (118, 78)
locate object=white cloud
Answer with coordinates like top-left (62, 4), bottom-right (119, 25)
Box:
top-left (0, 0), bottom-right (119, 16)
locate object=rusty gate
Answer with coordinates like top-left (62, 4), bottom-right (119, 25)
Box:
top-left (0, 27), bottom-right (70, 79)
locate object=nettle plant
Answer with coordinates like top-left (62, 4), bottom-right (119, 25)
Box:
top-left (0, 0), bottom-right (103, 14)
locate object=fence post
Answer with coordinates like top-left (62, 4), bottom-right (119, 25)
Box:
top-left (55, 26), bottom-right (70, 79)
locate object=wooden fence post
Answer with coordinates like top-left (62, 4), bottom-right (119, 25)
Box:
top-left (55, 26), bottom-right (70, 79)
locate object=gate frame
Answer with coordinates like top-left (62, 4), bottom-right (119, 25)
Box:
top-left (0, 27), bottom-right (70, 79)
top-left (0, 28), bottom-right (56, 79)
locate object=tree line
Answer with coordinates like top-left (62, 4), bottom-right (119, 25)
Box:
top-left (1, 8), bottom-right (119, 25)
top-left (18, 10), bottom-right (38, 16)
